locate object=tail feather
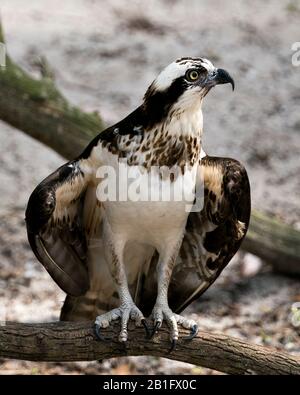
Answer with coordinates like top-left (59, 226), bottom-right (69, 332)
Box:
top-left (60, 242), bottom-right (156, 321)
top-left (60, 292), bottom-right (120, 321)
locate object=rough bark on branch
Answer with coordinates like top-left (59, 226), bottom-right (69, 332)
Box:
top-left (0, 21), bottom-right (300, 272)
top-left (0, 321), bottom-right (299, 375)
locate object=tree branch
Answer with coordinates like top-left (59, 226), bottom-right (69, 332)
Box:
top-left (0, 321), bottom-right (299, 375)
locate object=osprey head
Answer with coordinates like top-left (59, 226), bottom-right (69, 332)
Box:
top-left (143, 57), bottom-right (234, 125)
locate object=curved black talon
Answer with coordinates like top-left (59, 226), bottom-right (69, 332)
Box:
top-left (183, 324), bottom-right (198, 340)
top-left (141, 319), bottom-right (151, 339)
top-left (93, 323), bottom-right (109, 341)
top-left (150, 321), bottom-right (161, 339)
top-left (168, 339), bottom-right (177, 353)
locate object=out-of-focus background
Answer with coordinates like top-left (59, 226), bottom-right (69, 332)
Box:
top-left (0, 0), bottom-right (299, 374)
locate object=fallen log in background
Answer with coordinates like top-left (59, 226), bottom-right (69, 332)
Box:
top-left (244, 210), bottom-right (300, 275)
top-left (0, 23), bottom-right (104, 160)
top-left (0, 321), bottom-right (299, 375)
top-left (0, 21), bottom-right (299, 273)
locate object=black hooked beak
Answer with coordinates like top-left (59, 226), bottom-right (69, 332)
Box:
top-left (214, 68), bottom-right (235, 91)
top-left (206, 68), bottom-right (235, 91)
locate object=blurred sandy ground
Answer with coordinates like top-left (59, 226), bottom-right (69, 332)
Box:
top-left (0, 0), bottom-right (299, 374)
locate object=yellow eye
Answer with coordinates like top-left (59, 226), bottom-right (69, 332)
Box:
top-left (186, 69), bottom-right (199, 82)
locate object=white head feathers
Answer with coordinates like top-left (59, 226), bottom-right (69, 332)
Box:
top-left (153, 57), bottom-right (215, 91)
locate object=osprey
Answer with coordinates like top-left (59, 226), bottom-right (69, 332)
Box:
top-left (26, 57), bottom-right (250, 348)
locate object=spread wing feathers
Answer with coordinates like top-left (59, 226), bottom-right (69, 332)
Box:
top-left (139, 155), bottom-right (251, 315)
top-left (27, 153), bottom-right (250, 321)
top-left (25, 159), bottom-right (94, 296)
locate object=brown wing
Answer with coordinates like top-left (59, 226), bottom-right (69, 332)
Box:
top-left (25, 159), bottom-right (92, 296)
top-left (140, 155), bottom-right (251, 315)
